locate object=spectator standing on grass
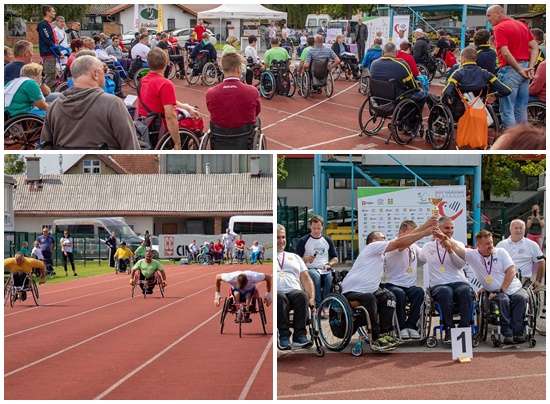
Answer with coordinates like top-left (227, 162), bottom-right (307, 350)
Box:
top-left (106, 231), bottom-right (117, 268)
top-left (60, 230), bottom-right (78, 277)
top-left (36, 228), bottom-right (55, 263)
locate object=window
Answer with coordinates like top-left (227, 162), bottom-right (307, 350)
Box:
top-left (165, 155), bottom-right (197, 173)
top-left (83, 160), bottom-right (100, 174)
top-left (202, 155), bottom-right (232, 173)
top-left (167, 18), bottom-right (175, 31)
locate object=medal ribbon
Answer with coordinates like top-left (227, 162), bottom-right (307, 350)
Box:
top-left (479, 251), bottom-right (493, 276)
top-left (436, 241), bottom-right (447, 265)
top-left (277, 252), bottom-right (285, 269)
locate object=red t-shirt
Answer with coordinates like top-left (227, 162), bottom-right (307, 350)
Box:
top-left (494, 18), bottom-right (535, 68)
top-left (137, 72), bottom-right (177, 117)
top-left (213, 244), bottom-right (223, 253)
top-left (396, 51), bottom-right (419, 77)
top-left (205, 78), bottom-right (261, 128)
top-left (194, 25), bottom-right (207, 41)
top-left (235, 239), bottom-right (245, 249)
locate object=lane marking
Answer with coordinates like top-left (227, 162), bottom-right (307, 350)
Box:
top-left (238, 337), bottom-right (273, 400)
top-left (278, 373), bottom-right (546, 399)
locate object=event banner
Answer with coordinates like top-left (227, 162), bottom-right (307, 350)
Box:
top-left (357, 186), bottom-right (467, 251)
top-left (363, 15), bottom-right (411, 48)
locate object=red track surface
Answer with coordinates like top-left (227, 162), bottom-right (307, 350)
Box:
top-left (4, 263), bottom-right (273, 400)
top-left (278, 350), bottom-right (546, 400)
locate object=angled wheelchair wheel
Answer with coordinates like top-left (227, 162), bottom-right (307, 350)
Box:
top-left (435, 58), bottom-right (447, 78)
top-left (30, 276), bottom-right (40, 306)
top-left (286, 71), bottom-right (296, 98)
top-left (358, 69), bottom-right (370, 95)
top-left (133, 68), bottom-right (149, 89)
top-left (198, 131), bottom-right (211, 150)
top-left (317, 293), bottom-right (354, 351)
top-left (358, 97), bottom-right (386, 136)
top-left (131, 273), bottom-right (140, 298)
top-left (202, 62), bottom-right (217, 86)
top-left (486, 104), bottom-right (500, 148)
top-left (419, 299), bottom-right (432, 346)
top-left (185, 65), bottom-right (200, 85)
top-left (391, 98), bottom-right (422, 145)
top-left (253, 130), bottom-right (267, 150)
top-left (198, 254), bottom-right (210, 265)
top-left (167, 61), bottom-right (177, 80)
top-left (55, 81), bottom-right (70, 93)
top-left (417, 64), bottom-right (435, 82)
top-left (534, 286), bottom-right (546, 336)
top-left (259, 71), bottom-right (276, 100)
top-left (477, 291), bottom-right (489, 342)
top-left (4, 114), bottom-right (44, 150)
top-left (4, 276), bottom-right (13, 306)
top-left (300, 72), bottom-right (310, 99)
top-left (325, 73), bottom-right (334, 98)
top-left (331, 65), bottom-right (342, 81)
top-left (156, 129), bottom-right (200, 150)
top-left (527, 102), bottom-right (546, 128)
top-left (155, 272), bottom-right (165, 298)
top-left (258, 296), bottom-right (267, 335)
top-left (427, 103), bottom-right (454, 150)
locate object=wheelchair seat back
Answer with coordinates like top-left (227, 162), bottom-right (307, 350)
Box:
top-left (128, 56), bottom-right (143, 78)
top-left (209, 122), bottom-right (255, 150)
top-left (310, 58), bottom-right (330, 86)
top-left (270, 60), bottom-right (291, 95)
top-left (369, 78), bottom-right (398, 117)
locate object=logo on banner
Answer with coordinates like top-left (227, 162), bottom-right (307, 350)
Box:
top-left (165, 236), bottom-right (174, 256)
top-left (394, 23), bottom-right (407, 34)
top-left (437, 200), bottom-right (464, 220)
top-left (141, 6), bottom-right (158, 20)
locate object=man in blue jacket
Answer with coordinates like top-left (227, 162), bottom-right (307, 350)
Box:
top-left (37, 5), bottom-right (60, 91)
top-left (190, 32), bottom-right (218, 77)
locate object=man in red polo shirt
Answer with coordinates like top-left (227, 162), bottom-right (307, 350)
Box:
top-left (137, 48), bottom-right (200, 149)
top-left (487, 5), bottom-right (538, 129)
top-left (205, 52), bottom-right (261, 129)
top-left (194, 19), bottom-right (207, 42)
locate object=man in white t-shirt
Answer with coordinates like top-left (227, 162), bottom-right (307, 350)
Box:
top-left (131, 34), bottom-right (151, 62)
top-left (222, 228), bottom-right (236, 263)
top-left (419, 216), bottom-right (475, 344)
top-left (188, 239), bottom-right (200, 262)
top-left (382, 220), bottom-right (426, 340)
top-left (277, 224), bottom-right (315, 349)
top-left (341, 216), bottom-right (438, 350)
top-left (53, 16), bottom-right (70, 65)
top-left (393, 29), bottom-right (407, 50)
top-left (438, 229), bottom-right (528, 344)
top-left (496, 219), bottom-right (545, 287)
top-left (214, 269), bottom-right (272, 322)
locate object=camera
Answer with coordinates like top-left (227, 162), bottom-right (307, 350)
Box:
top-left (533, 209), bottom-right (537, 217)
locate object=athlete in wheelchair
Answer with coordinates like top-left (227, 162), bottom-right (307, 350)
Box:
top-left (331, 34), bottom-right (361, 81)
top-left (4, 253), bottom-right (46, 306)
top-left (129, 251), bottom-right (166, 297)
top-left (260, 59), bottom-right (295, 99)
top-left (426, 47), bottom-right (512, 150)
top-left (358, 42), bottom-right (426, 145)
top-left (187, 32), bottom-right (220, 86)
top-left (114, 242), bottom-right (133, 274)
top-left (300, 35), bottom-right (340, 99)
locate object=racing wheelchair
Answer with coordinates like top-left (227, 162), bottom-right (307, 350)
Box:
top-left (220, 287), bottom-right (267, 338)
top-left (4, 112), bottom-right (44, 150)
top-left (199, 122), bottom-right (266, 150)
top-left (130, 269), bottom-right (165, 298)
top-left (185, 50), bottom-right (220, 86)
top-left (259, 60), bottom-right (296, 99)
top-left (4, 272), bottom-right (40, 307)
top-left (358, 78), bottom-right (425, 145)
top-left (299, 58), bottom-right (334, 99)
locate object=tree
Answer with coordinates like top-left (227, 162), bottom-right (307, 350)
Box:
top-left (325, 4), bottom-right (377, 19)
top-left (4, 155), bottom-right (26, 175)
top-left (531, 5), bottom-right (546, 13)
top-left (5, 5), bottom-right (90, 22)
top-left (277, 156), bottom-right (288, 181)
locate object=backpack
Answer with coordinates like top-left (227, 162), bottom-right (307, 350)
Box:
top-left (443, 50), bottom-right (457, 68)
top-left (127, 56), bottom-right (143, 78)
top-left (272, 60), bottom-right (290, 95)
top-left (424, 53), bottom-right (437, 73)
top-left (455, 88), bottom-right (488, 149)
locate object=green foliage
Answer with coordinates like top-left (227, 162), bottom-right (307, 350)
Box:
top-left (277, 156), bottom-right (288, 181)
top-left (531, 4), bottom-right (546, 13)
top-left (4, 154), bottom-right (26, 175)
top-left (325, 4), bottom-right (377, 19)
top-left (5, 5), bottom-right (90, 22)
top-left (264, 4), bottom-right (377, 27)
top-left (520, 157), bottom-right (546, 177)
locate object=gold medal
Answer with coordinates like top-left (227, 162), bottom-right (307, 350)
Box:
top-left (486, 275), bottom-right (493, 284)
top-left (278, 271), bottom-right (285, 277)
top-left (438, 266), bottom-right (446, 274)
top-left (407, 267), bottom-right (413, 274)
top-left (382, 275), bottom-right (387, 282)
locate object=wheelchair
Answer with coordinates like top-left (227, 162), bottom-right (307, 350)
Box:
top-left (4, 112), bottom-right (44, 150)
top-left (426, 97), bottom-right (500, 150)
top-left (197, 252), bottom-right (213, 265)
top-left (126, 56), bottom-right (150, 89)
top-left (332, 53), bottom-right (360, 82)
top-left (423, 286), bottom-right (480, 348)
top-left (300, 58), bottom-right (334, 99)
top-left (358, 66), bottom-right (370, 95)
top-left (115, 256), bottom-right (133, 274)
top-left (527, 101), bottom-right (546, 128)
top-left (246, 57), bottom-right (262, 87)
top-left (220, 288), bottom-right (267, 338)
top-left (358, 78), bottom-right (425, 145)
top-left (130, 269), bottom-right (165, 298)
top-left (185, 51), bottom-right (220, 86)
top-left (259, 60), bottom-right (296, 99)
top-left (4, 272), bottom-right (40, 307)
top-left (277, 304), bottom-right (324, 357)
top-left (231, 250), bottom-right (249, 264)
top-left (199, 122), bottom-right (266, 150)
top-left (134, 110), bottom-right (201, 150)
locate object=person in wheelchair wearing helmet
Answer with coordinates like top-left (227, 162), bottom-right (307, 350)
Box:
top-left (214, 270), bottom-right (272, 323)
top-left (4, 253), bottom-right (46, 301)
top-left (129, 251), bottom-right (166, 295)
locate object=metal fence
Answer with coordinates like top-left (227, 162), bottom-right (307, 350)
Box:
top-left (276, 206), bottom-right (309, 252)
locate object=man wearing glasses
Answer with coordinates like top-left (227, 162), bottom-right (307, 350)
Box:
top-left (341, 217), bottom-right (438, 350)
top-left (36, 228), bottom-right (55, 263)
top-left (40, 55), bottom-right (139, 150)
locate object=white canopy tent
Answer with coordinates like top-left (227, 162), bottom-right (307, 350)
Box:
top-left (198, 4), bottom-right (287, 48)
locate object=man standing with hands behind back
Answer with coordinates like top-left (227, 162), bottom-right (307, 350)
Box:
top-left (355, 17), bottom-right (368, 63)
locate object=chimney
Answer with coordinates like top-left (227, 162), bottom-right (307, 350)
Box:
top-left (205, 163), bottom-right (211, 175)
top-left (249, 155), bottom-right (261, 177)
top-left (25, 157), bottom-right (41, 181)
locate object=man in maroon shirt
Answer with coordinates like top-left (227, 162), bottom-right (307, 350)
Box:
top-left (206, 52), bottom-right (261, 129)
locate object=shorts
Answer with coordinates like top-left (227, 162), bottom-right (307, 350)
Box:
top-left (231, 286), bottom-right (256, 302)
top-left (225, 246), bottom-right (234, 255)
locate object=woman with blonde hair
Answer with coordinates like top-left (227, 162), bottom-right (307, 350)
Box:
top-left (4, 62), bottom-right (48, 118)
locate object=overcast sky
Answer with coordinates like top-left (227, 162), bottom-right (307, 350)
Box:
top-left (23, 154), bottom-right (83, 174)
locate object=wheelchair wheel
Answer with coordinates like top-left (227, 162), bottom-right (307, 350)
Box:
top-left (300, 72), bottom-right (310, 99)
top-left (198, 131), bottom-right (210, 150)
top-left (156, 129), bottom-right (200, 150)
top-left (417, 64), bottom-right (435, 82)
top-left (132, 67), bottom-right (149, 89)
top-left (258, 296), bottom-right (267, 335)
top-left (325, 73), bottom-right (334, 98)
top-left (391, 98), bottom-right (422, 145)
top-left (253, 130), bottom-right (267, 150)
top-left (155, 272), bottom-right (165, 298)
top-left (30, 276), bottom-right (40, 306)
top-left (427, 103), bottom-right (454, 150)
top-left (534, 286), bottom-right (546, 336)
top-left (4, 276), bottom-right (13, 306)
top-left (477, 291), bottom-right (489, 342)
top-left (259, 71), bottom-right (276, 100)
top-left (4, 114), bottom-right (44, 150)
top-left (486, 104), bottom-right (500, 148)
top-left (358, 97), bottom-right (386, 136)
top-left (198, 254), bottom-right (210, 265)
top-left (358, 69), bottom-right (370, 95)
top-left (131, 273), bottom-right (139, 297)
top-left (419, 299), bottom-right (432, 346)
top-left (55, 81), bottom-right (70, 93)
top-left (167, 61), bottom-right (177, 80)
top-left (185, 65), bottom-right (200, 85)
top-left (331, 65), bottom-right (342, 81)
top-left (286, 71), bottom-right (296, 98)
top-left (527, 102), bottom-right (546, 128)
top-left (435, 58), bottom-right (447, 78)
top-left (202, 62), bottom-right (217, 86)
top-left (317, 293), bottom-right (354, 351)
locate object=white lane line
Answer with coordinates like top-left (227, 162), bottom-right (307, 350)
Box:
top-left (93, 311), bottom-right (220, 400)
top-left (238, 337), bottom-right (273, 400)
top-left (278, 373), bottom-right (546, 399)
top-left (4, 285), bottom-right (211, 378)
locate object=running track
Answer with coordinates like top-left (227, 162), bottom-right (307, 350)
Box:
top-left (4, 263), bottom-right (273, 400)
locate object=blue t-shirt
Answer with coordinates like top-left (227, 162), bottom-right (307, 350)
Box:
top-left (4, 61), bottom-right (25, 84)
top-left (36, 234), bottom-right (55, 252)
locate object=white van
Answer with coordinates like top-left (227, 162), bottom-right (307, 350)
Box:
top-left (228, 215), bottom-right (273, 235)
top-left (305, 14), bottom-right (331, 32)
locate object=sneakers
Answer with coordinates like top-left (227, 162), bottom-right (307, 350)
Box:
top-left (381, 333), bottom-right (400, 346)
top-left (372, 336), bottom-right (391, 350)
top-left (65, 273), bottom-right (68, 277)
top-left (320, 308), bottom-right (329, 319)
top-left (292, 335), bottom-right (313, 348)
top-left (21, 291), bottom-right (27, 301)
top-left (503, 334), bottom-right (514, 344)
top-left (74, 273), bottom-right (79, 276)
top-left (514, 333), bottom-right (526, 344)
top-left (438, 78), bottom-right (448, 85)
top-left (279, 335), bottom-right (291, 350)
top-left (408, 329), bottom-right (421, 339)
top-left (400, 329), bottom-right (410, 340)
top-left (444, 332), bottom-right (452, 345)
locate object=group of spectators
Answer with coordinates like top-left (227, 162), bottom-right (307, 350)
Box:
top-left (277, 204), bottom-right (545, 350)
top-left (187, 230), bottom-right (265, 265)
